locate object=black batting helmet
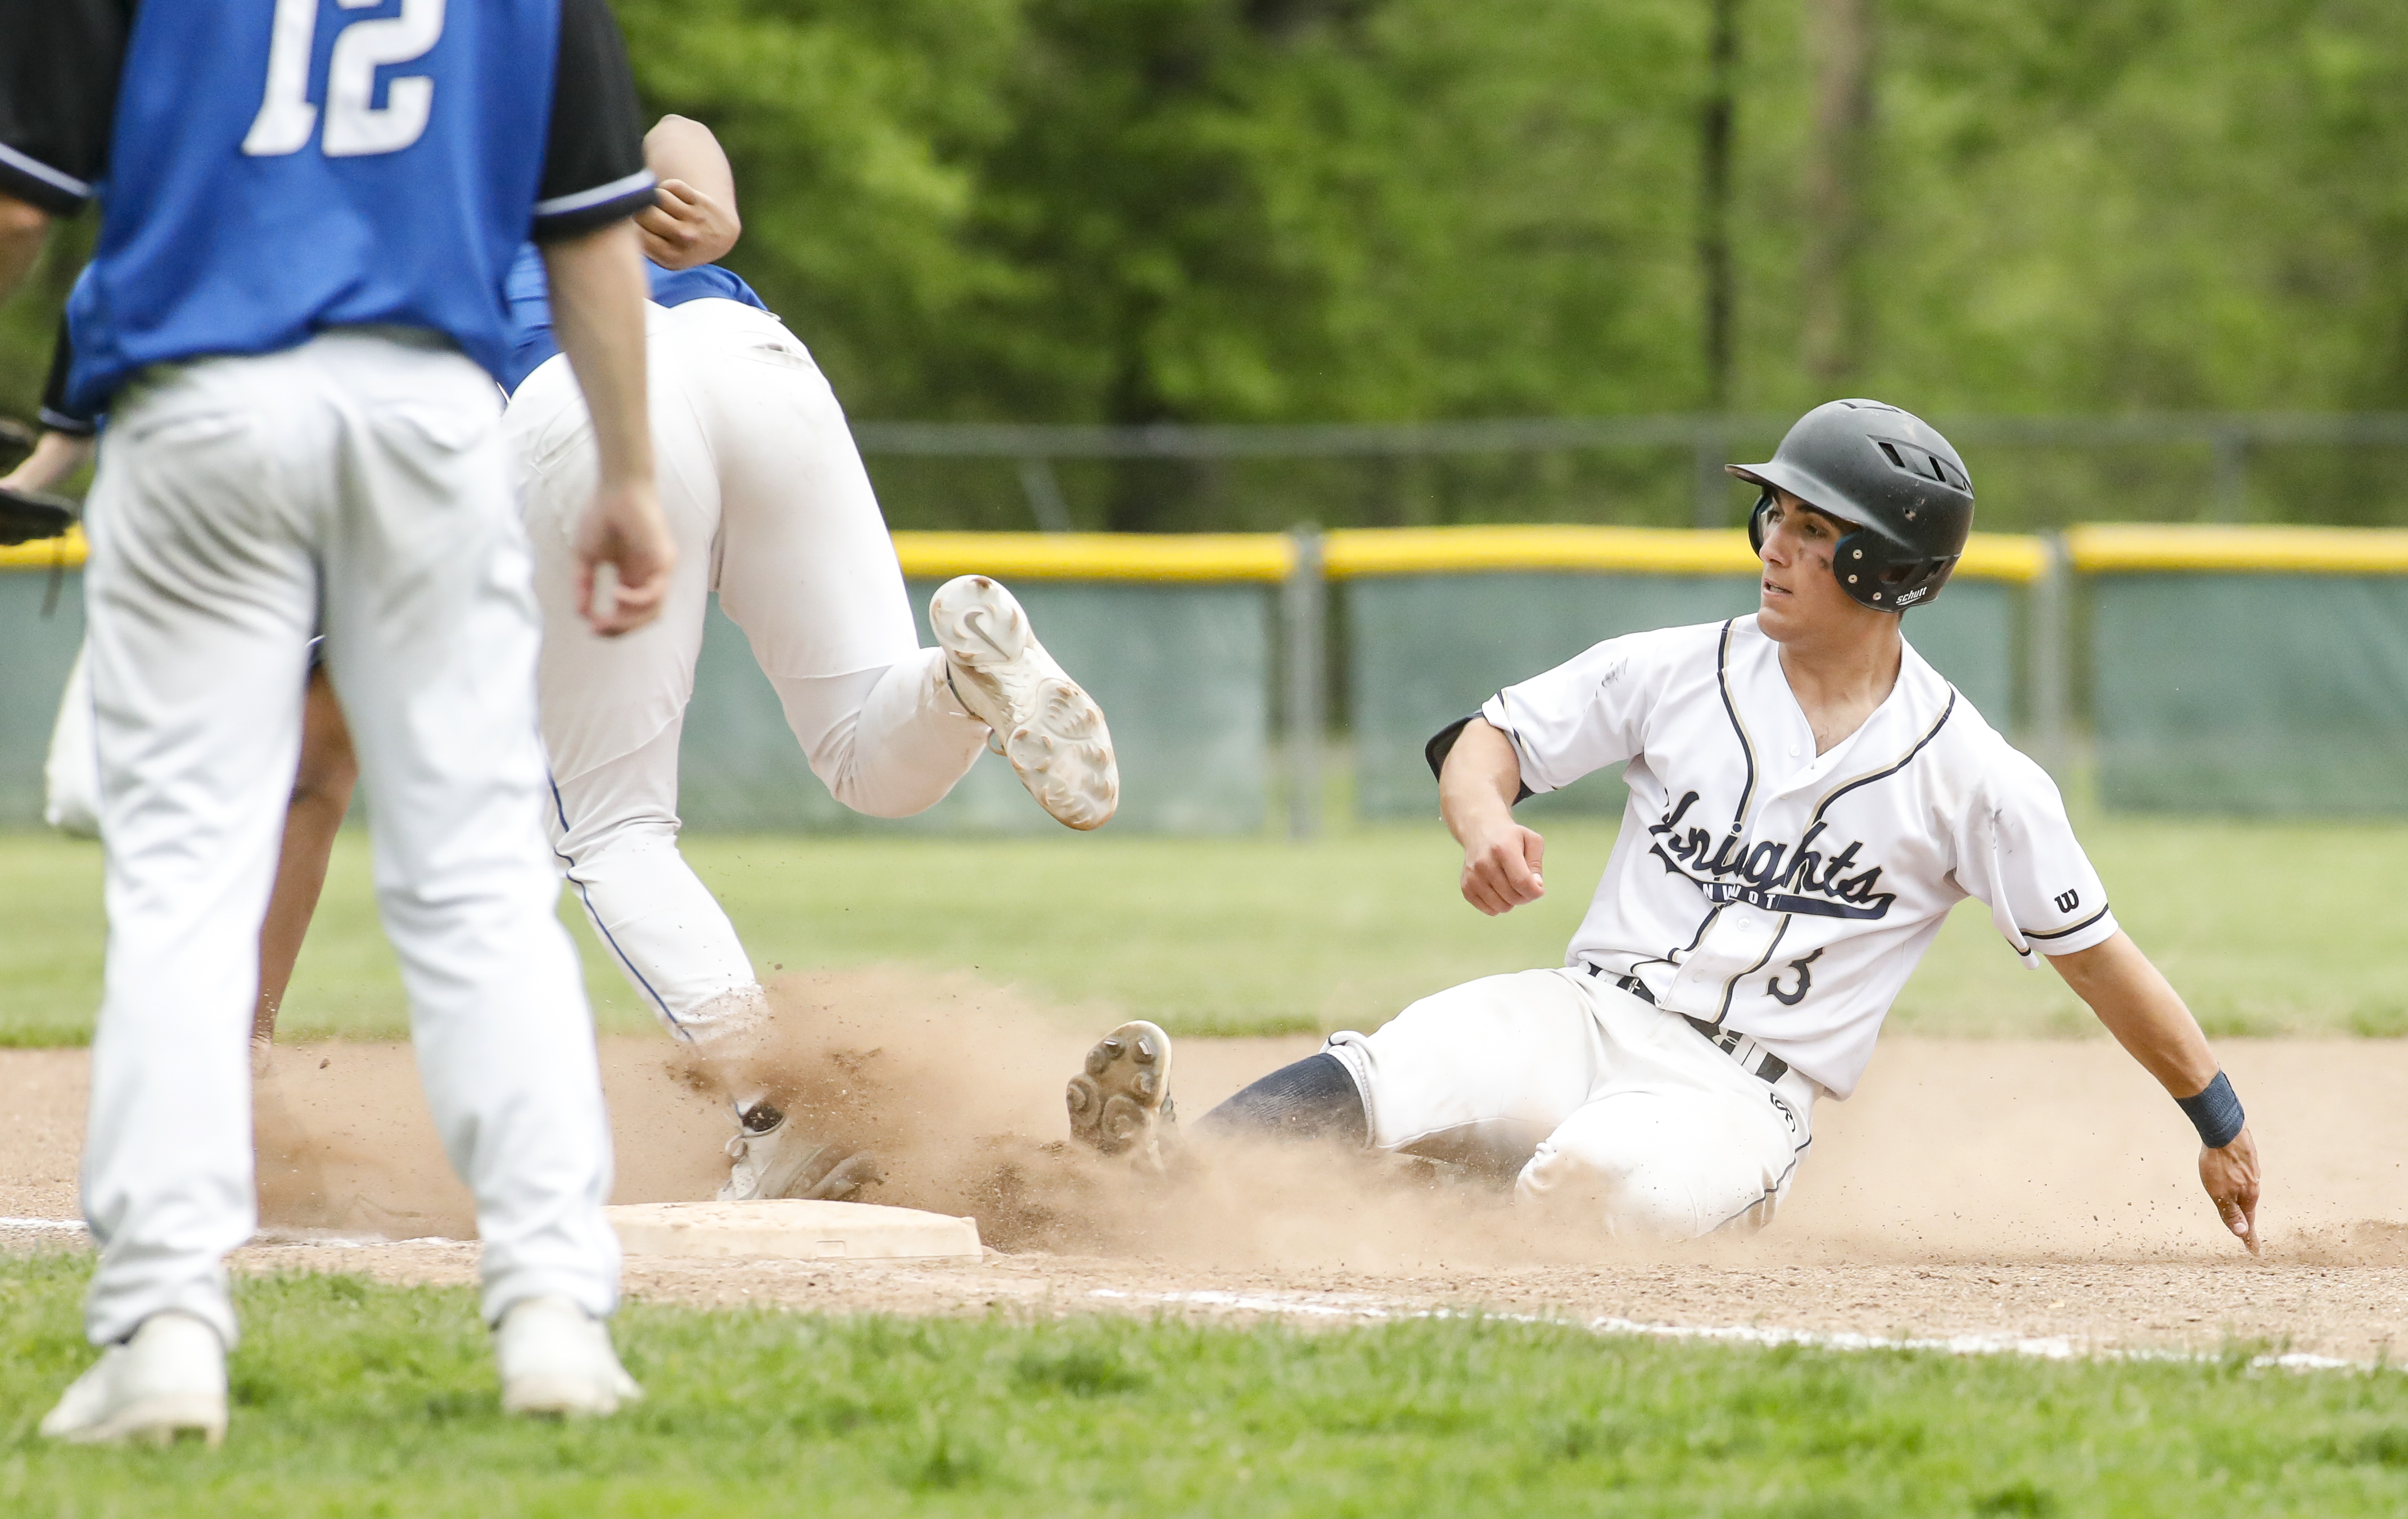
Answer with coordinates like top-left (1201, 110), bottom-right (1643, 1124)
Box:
top-left (1729, 399), bottom-right (1975, 612)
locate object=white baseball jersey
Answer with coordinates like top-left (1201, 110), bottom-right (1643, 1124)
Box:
top-left (1482, 615), bottom-right (2116, 1098)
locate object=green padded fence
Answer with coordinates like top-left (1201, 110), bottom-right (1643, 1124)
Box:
top-left (2091, 575), bottom-right (2408, 813)
top-left (679, 580), bottom-right (1271, 835)
top-left (2074, 526), bottom-right (2408, 815)
top-left (43, 519), bottom-right (2408, 829)
top-left (0, 569), bottom-right (82, 828)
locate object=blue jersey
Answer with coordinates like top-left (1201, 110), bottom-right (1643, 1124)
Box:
top-left (49, 0), bottom-right (653, 417)
top-left (496, 242), bottom-right (772, 395)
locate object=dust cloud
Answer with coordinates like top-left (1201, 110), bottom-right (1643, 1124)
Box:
top-left (237, 969), bottom-right (2408, 1274)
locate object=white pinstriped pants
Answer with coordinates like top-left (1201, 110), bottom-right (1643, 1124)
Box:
top-left (1323, 968), bottom-right (1819, 1237)
top-left (508, 299), bottom-right (987, 1062)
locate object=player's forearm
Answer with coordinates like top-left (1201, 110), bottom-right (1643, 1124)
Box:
top-left (0, 193), bottom-right (49, 300)
top-left (643, 115), bottom-right (738, 213)
top-left (2049, 931), bottom-right (2221, 1099)
top-left (1438, 718), bottom-right (1525, 847)
top-left (541, 220), bottom-right (654, 490)
top-left (0, 431), bottom-right (96, 494)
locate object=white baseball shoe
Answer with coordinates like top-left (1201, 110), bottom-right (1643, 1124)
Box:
top-left (929, 575), bottom-right (1118, 830)
top-left (717, 1106), bottom-right (883, 1203)
top-left (494, 1296), bottom-right (643, 1418)
top-left (39, 1310), bottom-right (228, 1446)
top-left (1065, 1020), bottom-right (1177, 1172)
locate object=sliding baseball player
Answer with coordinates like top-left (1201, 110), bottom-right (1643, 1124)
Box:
top-left (1070, 399), bottom-right (2262, 1251)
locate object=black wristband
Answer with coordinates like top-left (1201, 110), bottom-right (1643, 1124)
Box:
top-left (2175, 1070), bottom-right (2245, 1150)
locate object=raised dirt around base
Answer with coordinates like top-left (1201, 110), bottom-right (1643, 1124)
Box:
top-left (608, 1200), bottom-right (982, 1263)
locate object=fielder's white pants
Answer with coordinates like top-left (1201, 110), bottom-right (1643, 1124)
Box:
top-left (508, 299), bottom-right (986, 1060)
top-left (1323, 968), bottom-right (1819, 1237)
top-left (78, 330), bottom-right (620, 1348)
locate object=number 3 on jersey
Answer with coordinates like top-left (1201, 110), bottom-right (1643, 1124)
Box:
top-left (244, 0), bottom-right (447, 159)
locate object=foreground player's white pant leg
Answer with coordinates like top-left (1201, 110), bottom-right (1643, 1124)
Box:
top-left (306, 333), bottom-right (620, 1326)
top-left (78, 366), bottom-right (322, 1350)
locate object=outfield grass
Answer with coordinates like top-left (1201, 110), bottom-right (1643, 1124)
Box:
top-left (5, 1251), bottom-right (2408, 1516)
top-left (4, 808), bottom-right (2405, 1046)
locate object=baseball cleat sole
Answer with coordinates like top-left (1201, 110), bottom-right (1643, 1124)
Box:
top-left (1065, 1020), bottom-right (1174, 1171)
top-left (929, 575), bottom-right (1118, 830)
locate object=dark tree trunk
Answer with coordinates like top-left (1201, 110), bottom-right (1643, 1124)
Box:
top-left (1698, 0), bottom-right (1742, 410)
top-left (1801, 0), bottom-right (1874, 387)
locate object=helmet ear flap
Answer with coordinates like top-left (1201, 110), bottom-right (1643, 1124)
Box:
top-left (1746, 490), bottom-right (1774, 553)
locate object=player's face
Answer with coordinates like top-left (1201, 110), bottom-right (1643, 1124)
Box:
top-left (1756, 492), bottom-right (1867, 641)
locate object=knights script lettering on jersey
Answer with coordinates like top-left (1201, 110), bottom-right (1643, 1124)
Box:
top-left (1646, 792), bottom-right (1896, 920)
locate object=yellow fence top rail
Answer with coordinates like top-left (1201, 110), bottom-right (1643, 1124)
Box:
top-left (1323, 525), bottom-right (2048, 584)
top-left (52, 522), bottom-right (2382, 584)
top-left (2067, 523), bottom-right (2408, 574)
top-left (0, 526), bottom-right (85, 571)
top-left (891, 531), bottom-right (1293, 582)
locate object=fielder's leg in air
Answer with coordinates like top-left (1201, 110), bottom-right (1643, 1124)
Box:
top-left (231, 115), bottom-right (1116, 1204)
top-left (1068, 400), bottom-right (2264, 1251)
top-left (501, 116), bottom-right (1118, 1202)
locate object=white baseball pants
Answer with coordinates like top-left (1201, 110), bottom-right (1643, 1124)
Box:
top-left (78, 330), bottom-right (620, 1348)
top-left (1322, 968), bottom-right (1819, 1237)
top-left (507, 298), bottom-right (986, 1061)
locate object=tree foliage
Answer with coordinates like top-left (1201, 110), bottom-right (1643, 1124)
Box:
top-left (10, 1), bottom-right (2408, 522)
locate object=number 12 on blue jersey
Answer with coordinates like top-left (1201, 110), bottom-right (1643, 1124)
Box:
top-left (244, 0), bottom-right (447, 159)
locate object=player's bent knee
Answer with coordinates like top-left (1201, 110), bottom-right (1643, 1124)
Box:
top-left (1516, 1141), bottom-right (1719, 1239)
top-left (1515, 1106), bottom-right (1786, 1241)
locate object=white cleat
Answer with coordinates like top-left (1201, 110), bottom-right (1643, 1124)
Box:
top-left (718, 1109), bottom-right (882, 1203)
top-left (39, 1310), bottom-right (228, 1447)
top-left (929, 575), bottom-right (1118, 830)
top-left (1065, 1020), bottom-right (1176, 1173)
top-left (494, 1295), bottom-right (643, 1418)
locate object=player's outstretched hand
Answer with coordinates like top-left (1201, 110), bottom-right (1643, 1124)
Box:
top-left (1460, 821), bottom-right (1546, 916)
top-left (574, 480), bottom-right (676, 636)
top-left (636, 179), bottom-right (740, 270)
top-left (2199, 1125), bottom-right (2261, 1255)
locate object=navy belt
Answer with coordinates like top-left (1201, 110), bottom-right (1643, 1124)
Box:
top-left (1587, 965), bottom-right (1790, 1086)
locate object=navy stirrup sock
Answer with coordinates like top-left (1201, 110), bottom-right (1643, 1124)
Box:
top-left (1197, 1052), bottom-right (1368, 1148)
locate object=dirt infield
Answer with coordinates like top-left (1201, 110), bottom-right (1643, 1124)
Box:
top-left (8, 969), bottom-right (2408, 1360)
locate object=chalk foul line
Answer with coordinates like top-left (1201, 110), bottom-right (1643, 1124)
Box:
top-left (1086, 1287), bottom-right (2371, 1373)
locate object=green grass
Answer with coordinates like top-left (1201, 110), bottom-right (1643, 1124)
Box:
top-left (6, 808), bottom-right (2407, 1046)
top-left (7, 1252), bottom-right (2408, 1516)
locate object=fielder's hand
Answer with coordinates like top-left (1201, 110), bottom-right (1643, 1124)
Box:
top-left (1460, 820), bottom-right (1547, 916)
top-left (2199, 1125), bottom-right (2261, 1255)
top-left (574, 480), bottom-right (675, 636)
top-left (635, 179), bottom-right (740, 270)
